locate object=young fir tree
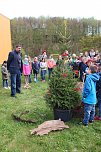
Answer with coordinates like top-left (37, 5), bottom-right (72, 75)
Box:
top-left (45, 60), bottom-right (81, 110)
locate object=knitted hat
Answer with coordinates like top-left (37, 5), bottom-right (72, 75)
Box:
top-left (23, 57), bottom-right (29, 65)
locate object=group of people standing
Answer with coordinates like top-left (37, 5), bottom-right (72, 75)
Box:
top-left (56, 49), bottom-right (101, 124)
top-left (1, 46), bottom-right (101, 125)
top-left (22, 51), bottom-right (56, 86)
top-left (1, 46), bottom-right (56, 97)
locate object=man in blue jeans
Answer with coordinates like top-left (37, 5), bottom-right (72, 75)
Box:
top-left (7, 45), bottom-right (22, 97)
top-left (82, 65), bottom-right (99, 126)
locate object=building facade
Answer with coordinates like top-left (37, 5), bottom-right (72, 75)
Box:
top-left (0, 14), bottom-right (11, 64)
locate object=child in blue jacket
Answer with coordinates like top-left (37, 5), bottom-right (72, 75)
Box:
top-left (82, 65), bottom-right (99, 126)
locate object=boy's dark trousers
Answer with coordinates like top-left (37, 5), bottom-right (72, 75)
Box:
top-left (83, 103), bottom-right (95, 125)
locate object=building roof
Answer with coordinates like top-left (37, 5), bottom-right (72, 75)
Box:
top-left (0, 13), bottom-right (10, 20)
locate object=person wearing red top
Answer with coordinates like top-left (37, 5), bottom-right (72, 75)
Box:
top-left (62, 50), bottom-right (69, 58)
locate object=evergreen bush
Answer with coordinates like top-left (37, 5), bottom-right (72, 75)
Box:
top-left (45, 61), bottom-right (81, 110)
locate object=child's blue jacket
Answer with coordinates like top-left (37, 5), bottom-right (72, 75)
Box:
top-left (82, 73), bottom-right (99, 104)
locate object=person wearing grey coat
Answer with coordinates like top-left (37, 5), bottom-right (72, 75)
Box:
top-left (1, 61), bottom-right (9, 88)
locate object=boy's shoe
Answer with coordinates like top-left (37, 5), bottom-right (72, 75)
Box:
top-left (77, 122), bottom-right (88, 127)
top-left (82, 122), bottom-right (88, 127)
top-left (89, 120), bottom-right (94, 123)
top-left (94, 116), bottom-right (101, 120)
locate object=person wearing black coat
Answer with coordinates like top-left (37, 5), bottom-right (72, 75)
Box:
top-left (96, 71), bottom-right (101, 120)
top-left (79, 57), bottom-right (88, 82)
top-left (7, 45), bottom-right (22, 97)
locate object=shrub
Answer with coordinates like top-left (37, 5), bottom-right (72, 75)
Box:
top-left (45, 61), bottom-right (81, 110)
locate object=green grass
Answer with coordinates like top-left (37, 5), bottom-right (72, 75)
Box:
top-left (0, 73), bottom-right (101, 152)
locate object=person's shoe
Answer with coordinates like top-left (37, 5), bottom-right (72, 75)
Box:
top-left (19, 92), bottom-right (23, 94)
top-left (16, 91), bottom-right (23, 94)
top-left (26, 85), bottom-right (31, 88)
top-left (24, 85), bottom-right (27, 88)
top-left (89, 120), bottom-right (94, 123)
top-left (82, 122), bottom-right (88, 127)
top-left (17, 92), bottom-right (23, 94)
top-left (11, 95), bottom-right (17, 98)
top-left (77, 122), bottom-right (88, 127)
top-left (34, 78), bottom-right (36, 82)
top-left (4, 87), bottom-right (8, 89)
top-left (94, 116), bottom-right (101, 120)
top-left (42, 80), bottom-right (45, 82)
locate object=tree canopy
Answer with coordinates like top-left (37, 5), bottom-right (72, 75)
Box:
top-left (11, 17), bottom-right (101, 56)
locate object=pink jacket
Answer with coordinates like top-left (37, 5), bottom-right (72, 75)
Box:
top-left (47, 59), bottom-right (56, 68)
top-left (23, 64), bottom-right (31, 76)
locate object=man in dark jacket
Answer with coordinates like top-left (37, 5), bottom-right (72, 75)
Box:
top-left (7, 45), bottom-right (22, 97)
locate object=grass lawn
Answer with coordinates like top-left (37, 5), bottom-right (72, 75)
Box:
top-left (0, 72), bottom-right (101, 152)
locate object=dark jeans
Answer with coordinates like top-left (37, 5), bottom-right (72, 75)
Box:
top-left (48, 68), bottom-right (53, 80)
top-left (41, 70), bottom-right (46, 81)
top-left (34, 72), bottom-right (38, 81)
top-left (10, 72), bottom-right (21, 96)
top-left (83, 103), bottom-right (95, 125)
top-left (97, 97), bottom-right (101, 117)
top-left (2, 79), bottom-right (8, 87)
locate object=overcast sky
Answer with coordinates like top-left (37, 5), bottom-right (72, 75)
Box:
top-left (0, 0), bottom-right (101, 19)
